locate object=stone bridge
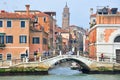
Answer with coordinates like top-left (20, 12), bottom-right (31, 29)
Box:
top-left (1, 54), bottom-right (120, 73)
top-left (39, 55), bottom-right (120, 73)
top-left (40, 55), bottom-right (95, 71)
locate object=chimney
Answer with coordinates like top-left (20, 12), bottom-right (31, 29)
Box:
top-left (90, 8), bottom-right (93, 15)
top-left (1, 10), bottom-right (5, 13)
top-left (25, 4), bottom-right (30, 15)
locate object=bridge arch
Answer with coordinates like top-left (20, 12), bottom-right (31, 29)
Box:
top-left (43, 55), bottom-right (93, 73)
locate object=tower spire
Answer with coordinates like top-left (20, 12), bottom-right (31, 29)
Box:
top-left (62, 2), bottom-right (70, 29)
top-left (65, 2), bottom-right (68, 7)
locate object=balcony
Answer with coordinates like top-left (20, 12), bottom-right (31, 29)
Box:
top-left (0, 44), bottom-right (5, 48)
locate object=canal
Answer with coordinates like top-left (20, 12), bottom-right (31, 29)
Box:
top-left (0, 61), bottom-right (120, 80)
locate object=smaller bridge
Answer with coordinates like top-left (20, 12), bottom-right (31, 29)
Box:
top-left (40, 55), bottom-right (96, 71)
top-left (0, 53), bottom-right (120, 73)
top-left (39, 54), bottom-right (120, 73)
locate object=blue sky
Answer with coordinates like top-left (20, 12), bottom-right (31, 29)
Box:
top-left (0, 0), bottom-right (120, 29)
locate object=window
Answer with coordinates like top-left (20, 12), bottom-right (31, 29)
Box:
top-left (0, 21), bottom-right (3, 27)
top-left (6, 36), bottom-right (13, 43)
top-left (0, 35), bottom-right (4, 44)
top-left (7, 54), bottom-right (11, 60)
top-left (0, 54), bottom-right (2, 60)
top-left (114, 36), bottom-right (120, 42)
top-left (64, 14), bottom-right (67, 17)
top-left (43, 38), bottom-right (47, 44)
top-left (7, 21), bottom-right (11, 28)
top-left (21, 54), bottom-right (25, 59)
top-left (32, 37), bottom-right (39, 44)
top-left (93, 19), bottom-right (96, 22)
top-left (21, 21), bottom-right (25, 28)
top-left (19, 35), bottom-right (27, 43)
top-left (43, 17), bottom-right (46, 22)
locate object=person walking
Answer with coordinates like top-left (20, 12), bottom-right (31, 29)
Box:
top-left (101, 53), bottom-right (104, 61)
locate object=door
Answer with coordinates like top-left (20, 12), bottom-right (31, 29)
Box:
top-left (116, 49), bottom-right (120, 63)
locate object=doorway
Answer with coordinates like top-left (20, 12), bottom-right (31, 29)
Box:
top-left (116, 49), bottom-right (120, 63)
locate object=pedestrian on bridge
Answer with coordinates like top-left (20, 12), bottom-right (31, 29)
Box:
top-left (101, 53), bottom-right (104, 61)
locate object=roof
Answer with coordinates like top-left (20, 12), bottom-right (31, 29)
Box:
top-left (0, 10), bottom-right (49, 19)
top-left (15, 10), bottom-right (49, 17)
top-left (35, 12), bottom-right (49, 17)
top-left (55, 27), bottom-right (69, 33)
top-left (90, 14), bottom-right (96, 17)
top-left (15, 10), bottom-right (41, 12)
top-left (0, 12), bottom-right (30, 19)
top-left (44, 11), bottom-right (56, 16)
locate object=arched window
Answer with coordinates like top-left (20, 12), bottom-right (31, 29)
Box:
top-left (114, 36), bottom-right (120, 42)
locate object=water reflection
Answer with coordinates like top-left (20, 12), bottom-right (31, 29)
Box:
top-left (48, 60), bottom-right (82, 75)
top-left (49, 67), bottom-right (81, 75)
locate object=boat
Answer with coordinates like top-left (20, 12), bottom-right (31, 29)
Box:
top-left (70, 62), bottom-right (80, 70)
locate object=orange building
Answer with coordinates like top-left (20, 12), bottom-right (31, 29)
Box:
top-left (0, 11), bottom-right (30, 60)
top-left (0, 5), bottom-right (53, 61)
top-left (15, 5), bottom-right (54, 58)
top-left (88, 27), bottom-right (96, 59)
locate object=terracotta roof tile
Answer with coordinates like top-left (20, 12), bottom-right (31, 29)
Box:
top-left (36, 12), bottom-right (49, 17)
top-left (0, 12), bottom-right (30, 19)
top-left (55, 27), bottom-right (69, 33)
top-left (0, 11), bottom-right (49, 19)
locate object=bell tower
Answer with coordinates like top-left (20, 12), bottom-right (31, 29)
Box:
top-left (62, 3), bottom-right (70, 29)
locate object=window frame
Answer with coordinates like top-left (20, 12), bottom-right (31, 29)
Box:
top-left (0, 35), bottom-right (4, 44)
top-left (20, 54), bottom-right (26, 60)
top-left (19, 35), bottom-right (27, 43)
top-left (0, 21), bottom-right (3, 27)
top-left (6, 35), bottom-right (13, 43)
top-left (43, 38), bottom-right (47, 44)
top-left (0, 54), bottom-right (2, 60)
top-left (20, 21), bottom-right (25, 28)
top-left (43, 16), bottom-right (46, 22)
top-left (7, 53), bottom-right (12, 60)
top-left (114, 36), bottom-right (120, 42)
top-left (7, 20), bottom-right (12, 28)
top-left (32, 37), bottom-right (40, 44)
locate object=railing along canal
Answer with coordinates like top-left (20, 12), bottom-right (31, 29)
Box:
top-left (0, 51), bottom-right (118, 68)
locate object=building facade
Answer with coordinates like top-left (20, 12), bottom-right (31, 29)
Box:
top-left (0, 5), bottom-right (54, 61)
top-left (0, 12), bottom-right (30, 60)
top-left (89, 7), bottom-right (120, 63)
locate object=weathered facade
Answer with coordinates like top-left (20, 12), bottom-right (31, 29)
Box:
top-left (88, 7), bottom-right (120, 63)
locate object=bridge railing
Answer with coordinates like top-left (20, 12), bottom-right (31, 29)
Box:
top-left (41, 50), bottom-right (59, 60)
top-left (98, 57), bottom-right (116, 62)
top-left (0, 51), bottom-right (117, 67)
top-left (0, 59), bottom-right (23, 68)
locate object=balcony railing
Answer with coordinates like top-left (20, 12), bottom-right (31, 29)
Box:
top-left (0, 44), bottom-right (5, 48)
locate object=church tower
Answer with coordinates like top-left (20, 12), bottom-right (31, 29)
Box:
top-left (62, 3), bottom-right (70, 29)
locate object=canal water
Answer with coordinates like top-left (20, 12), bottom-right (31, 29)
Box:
top-left (0, 61), bottom-right (120, 80)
